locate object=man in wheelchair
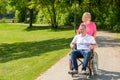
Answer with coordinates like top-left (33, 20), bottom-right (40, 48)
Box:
top-left (68, 24), bottom-right (97, 75)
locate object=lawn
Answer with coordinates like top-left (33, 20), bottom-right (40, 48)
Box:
top-left (0, 19), bottom-right (13, 23)
top-left (0, 24), bottom-right (75, 80)
top-left (117, 33), bottom-right (120, 41)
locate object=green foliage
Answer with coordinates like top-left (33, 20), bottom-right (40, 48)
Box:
top-left (0, 0), bottom-right (7, 14)
top-left (64, 11), bottom-right (74, 26)
top-left (15, 8), bottom-right (27, 22)
top-left (103, 2), bottom-right (120, 32)
top-left (3, 0), bottom-right (120, 31)
top-left (9, 0), bottom-right (29, 10)
top-left (113, 24), bottom-right (120, 32)
top-left (36, 9), bottom-right (50, 24)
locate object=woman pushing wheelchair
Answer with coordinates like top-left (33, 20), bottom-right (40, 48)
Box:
top-left (69, 12), bottom-right (97, 74)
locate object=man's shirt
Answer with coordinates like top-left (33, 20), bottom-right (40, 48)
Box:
top-left (72, 34), bottom-right (96, 50)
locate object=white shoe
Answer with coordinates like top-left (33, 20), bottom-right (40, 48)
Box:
top-left (81, 70), bottom-right (86, 75)
top-left (68, 70), bottom-right (78, 74)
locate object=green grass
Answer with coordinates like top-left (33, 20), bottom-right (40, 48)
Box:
top-left (117, 33), bottom-right (120, 41)
top-left (0, 24), bottom-right (75, 80)
top-left (0, 19), bottom-right (13, 23)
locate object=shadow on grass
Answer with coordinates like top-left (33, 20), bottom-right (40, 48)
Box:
top-left (24, 25), bottom-right (74, 31)
top-left (25, 26), bottom-right (51, 31)
top-left (0, 38), bottom-right (72, 63)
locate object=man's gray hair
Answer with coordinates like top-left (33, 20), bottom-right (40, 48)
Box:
top-left (80, 23), bottom-right (86, 28)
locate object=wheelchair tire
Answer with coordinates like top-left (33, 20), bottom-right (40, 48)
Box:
top-left (93, 52), bottom-right (98, 75)
top-left (86, 66), bottom-right (92, 78)
top-left (69, 60), bottom-right (73, 70)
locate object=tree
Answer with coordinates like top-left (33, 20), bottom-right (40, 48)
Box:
top-left (0, 0), bottom-right (7, 18)
top-left (38, 0), bottom-right (74, 28)
top-left (38, 0), bottom-right (58, 28)
top-left (8, 0), bottom-right (38, 27)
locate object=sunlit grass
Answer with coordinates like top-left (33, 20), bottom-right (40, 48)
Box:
top-left (116, 33), bottom-right (120, 41)
top-left (0, 18), bottom-right (13, 23)
top-left (0, 23), bottom-right (74, 80)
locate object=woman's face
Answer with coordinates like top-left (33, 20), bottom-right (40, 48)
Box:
top-left (83, 14), bottom-right (90, 22)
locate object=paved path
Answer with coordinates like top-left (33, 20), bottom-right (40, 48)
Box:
top-left (36, 31), bottom-right (120, 80)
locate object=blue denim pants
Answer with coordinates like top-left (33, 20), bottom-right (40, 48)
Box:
top-left (70, 49), bottom-right (91, 70)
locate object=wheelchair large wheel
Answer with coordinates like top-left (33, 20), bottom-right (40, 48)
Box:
top-left (92, 52), bottom-right (98, 75)
top-left (85, 66), bottom-right (92, 79)
top-left (69, 60), bottom-right (73, 70)
top-left (68, 60), bottom-right (75, 77)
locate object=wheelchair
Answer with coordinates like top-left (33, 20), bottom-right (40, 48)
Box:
top-left (69, 49), bottom-right (98, 79)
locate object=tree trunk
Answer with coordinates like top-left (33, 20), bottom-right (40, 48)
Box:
top-left (29, 9), bottom-right (33, 27)
top-left (78, 0), bottom-right (82, 6)
top-left (52, 4), bottom-right (57, 29)
top-left (0, 14), bottom-right (3, 19)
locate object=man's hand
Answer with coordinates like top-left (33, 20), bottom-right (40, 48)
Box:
top-left (89, 45), bottom-right (94, 50)
top-left (70, 42), bottom-right (75, 50)
top-left (89, 44), bottom-right (98, 50)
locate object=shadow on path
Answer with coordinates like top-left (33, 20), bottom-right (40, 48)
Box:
top-left (71, 69), bottom-right (120, 80)
top-left (96, 36), bottom-right (120, 47)
top-left (92, 69), bottom-right (120, 80)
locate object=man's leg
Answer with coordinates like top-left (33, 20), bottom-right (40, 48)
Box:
top-left (71, 50), bottom-right (82, 71)
top-left (81, 50), bottom-right (91, 71)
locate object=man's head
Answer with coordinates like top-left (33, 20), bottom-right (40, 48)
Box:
top-left (79, 23), bottom-right (86, 35)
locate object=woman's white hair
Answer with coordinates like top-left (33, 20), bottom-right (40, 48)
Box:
top-left (82, 12), bottom-right (91, 21)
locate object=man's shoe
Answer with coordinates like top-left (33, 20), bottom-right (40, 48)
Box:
top-left (68, 70), bottom-right (78, 74)
top-left (68, 70), bottom-right (73, 74)
top-left (81, 70), bottom-right (86, 75)
top-left (93, 72), bottom-right (98, 76)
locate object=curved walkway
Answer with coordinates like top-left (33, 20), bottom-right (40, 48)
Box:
top-left (36, 31), bottom-right (120, 80)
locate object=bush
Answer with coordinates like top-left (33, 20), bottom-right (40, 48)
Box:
top-left (36, 10), bottom-right (50, 24)
top-left (113, 24), bottom-right (120, 32)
